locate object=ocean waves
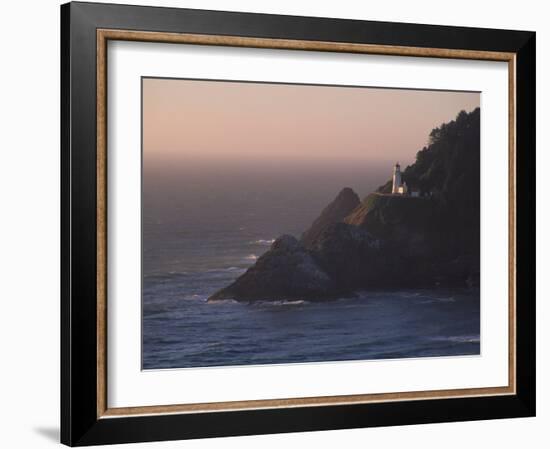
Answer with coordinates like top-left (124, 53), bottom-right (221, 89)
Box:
top-left (143, 286), bottom-right (480, 369)
top-left (249, 239), bottom-right (275, 246)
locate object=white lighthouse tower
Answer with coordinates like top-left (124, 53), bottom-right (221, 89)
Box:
top-left (392, 162), bottom-right (403, 194)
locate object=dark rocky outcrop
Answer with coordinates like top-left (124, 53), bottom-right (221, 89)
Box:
top-left (208, 235), bottom-right (340, 302)
top-left (306, 221), bottom-right (383, 291)
top-left (301, 187), bottom-right (360, 248)
top-left (207, 108), bottom-right (480, 302)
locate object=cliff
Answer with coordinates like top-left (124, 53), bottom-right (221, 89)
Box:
top-left (301, 187), bottom-right (360, 248)
top-left (208, 108), bottom-right (480, 302)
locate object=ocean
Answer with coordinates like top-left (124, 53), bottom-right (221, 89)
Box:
top-left (142, 166), bottom-right (480, 370)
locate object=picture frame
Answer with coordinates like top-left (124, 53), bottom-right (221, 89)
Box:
top-left (60, 1), bottom-right (536, 446)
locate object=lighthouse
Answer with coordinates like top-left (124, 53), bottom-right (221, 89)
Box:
top-left (392, 163), bottom-right (403, 194)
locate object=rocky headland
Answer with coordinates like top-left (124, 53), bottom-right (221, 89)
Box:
top-left (208, 108), bottom-right (481, 302)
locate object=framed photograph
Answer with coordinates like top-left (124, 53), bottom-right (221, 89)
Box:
top-left (61, 2), bottom-right (536, 446)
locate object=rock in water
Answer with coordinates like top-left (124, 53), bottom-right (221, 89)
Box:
top-left (301, 187), bottom-right (360, 249)
top-left (207, 235), bottom-right (339, 302)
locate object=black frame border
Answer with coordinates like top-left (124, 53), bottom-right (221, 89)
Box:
top-left (61, 2), bottom-right (535, 446)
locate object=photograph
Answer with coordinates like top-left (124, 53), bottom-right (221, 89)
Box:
top-left (142, 78), bottom-right (481, 370)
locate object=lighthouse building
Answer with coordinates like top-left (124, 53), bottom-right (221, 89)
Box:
top-left (391, 163), bottom-right (408, 195)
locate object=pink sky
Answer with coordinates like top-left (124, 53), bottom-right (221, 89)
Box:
top-left (143, 78), bottom-right (479, 168)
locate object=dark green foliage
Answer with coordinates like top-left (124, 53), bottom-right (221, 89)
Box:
top-left (403, 108), bottom-right (480, 208)
top-left (402, 108), bottom-right (480, 256)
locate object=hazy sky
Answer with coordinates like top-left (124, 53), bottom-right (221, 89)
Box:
top-left (143, 78), bottom-right (479, 170)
